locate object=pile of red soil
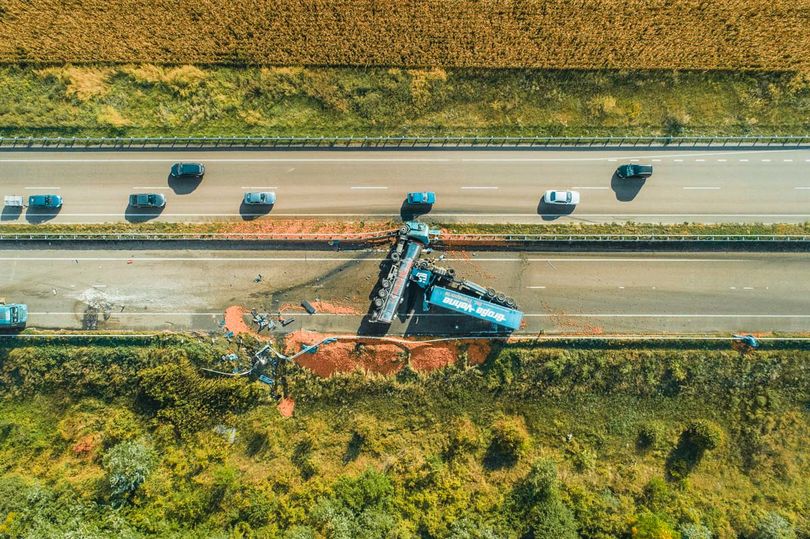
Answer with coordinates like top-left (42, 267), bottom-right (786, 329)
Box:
top-left (277, 398), bottom-right (295, 418)
top-left (224, 306), bottom-right (253, 336)
top-left (284, 330), bottom-right (493, 376)
top-left (279, 300), bottom-right (362, 315)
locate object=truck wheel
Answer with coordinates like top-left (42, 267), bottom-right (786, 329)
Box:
top-left (446, 268), bottom-right (456, 278)
top-left (496, 293), bottom-right (506, 303)
top-left (381, 279), bottom-right (392, 289)
top-left (378, 289), bottom-right (389, 298)
top-left (390, 252), bottom-right (400, 262)
top-left (399, 225), bottom-right (410, 235)
top-left (505, 297), bottom-right (516, 308)
top-left (374, 298), bottom-right (384, 307)
top-left (486, 288), bottom-right (497, 298)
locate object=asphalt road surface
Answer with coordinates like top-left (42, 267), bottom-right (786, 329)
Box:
top-left (3, 247), bottom-right (808, 335)
top-left (1, 148), bottom-right (809, 224)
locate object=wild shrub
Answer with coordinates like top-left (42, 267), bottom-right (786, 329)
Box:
top-left (102, 439), bottom-right (156, 502)
top-left (485, 415), bottom-right (530, 469)
top-left (665, 421), bottom-right (725, 481)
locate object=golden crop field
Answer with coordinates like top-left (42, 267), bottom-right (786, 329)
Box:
top-left (0, 0), bottom-right (809, 70)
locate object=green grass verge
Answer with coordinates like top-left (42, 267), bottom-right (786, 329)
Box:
top-left (440, 221), bottom-right (810, 236)
top-left (0, 66), bottom-right (809, 138)
top-left (0, 338), bottom-right (807, 537)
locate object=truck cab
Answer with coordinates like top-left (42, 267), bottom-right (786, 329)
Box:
top-left (0, 302), bottom-right (28, 329)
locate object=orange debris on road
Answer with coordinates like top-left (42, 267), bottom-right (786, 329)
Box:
top-left (279, 300), bottom-right (362, 315)
top-left (224, 305), bottom-right (253, 335)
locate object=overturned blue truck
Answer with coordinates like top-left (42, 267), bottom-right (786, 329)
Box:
top-left (369, 221), bottom-right (523, 332)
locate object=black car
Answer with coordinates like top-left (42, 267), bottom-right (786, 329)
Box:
top-left (170, 162), bottom-right (205, 179)
top-left (616, 163), bottom-right (653, 179)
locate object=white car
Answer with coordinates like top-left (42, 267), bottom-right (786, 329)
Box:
top-left (543, 190), bottom-right (580, 205)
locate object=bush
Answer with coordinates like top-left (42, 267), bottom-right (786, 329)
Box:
top-left (685, 421), bottom-right (724, 452)
top-left (637, 422), bottom-right (665, 450)
top-left (445, 416), bottom-right (480, 459)
top-left (642, 478), bottom-right (675, 512)
top-left (102, 440), bottom-right (156, 502)
top-left (679, 523), bottom-right (712, 539)
top-left (632, 511), bottom-right (681, 539)
top-left (666, 421), bottom-right (725, 481)
top-left (485, 415), bottom-right (530, 468)
top-left (753, 512), bottom-right (796, 539)
top-left (515, 459), bottom-right (578, 539)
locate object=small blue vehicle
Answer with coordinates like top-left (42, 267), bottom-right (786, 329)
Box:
top-left (243, 192), bottom-right (276, 205)
top-left (406, 191), bottom-right (436, 205)
top-left (170, 162), bottom-right (205, 179)
top-left (28, 194), bottom-right (63, 208)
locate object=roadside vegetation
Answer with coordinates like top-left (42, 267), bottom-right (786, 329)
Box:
top-left (1, 0), bottom-right (807, 70)
top-left (1, 220), bottom-right (808, 237)
top-left (0, 67), bottom-right (809, 138)
top-left (0, 337), bottom-right (808, 537)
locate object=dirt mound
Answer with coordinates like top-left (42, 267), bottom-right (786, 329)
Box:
top-left (279, 300), bottom-right (362, 315)
top-left (284, 330), bottom-right (492, 376)
top-left (224, 306), bottom-right (253, 335)
top-left (277, 397), bottom-right (295, 418)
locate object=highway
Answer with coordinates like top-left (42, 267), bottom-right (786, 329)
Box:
top-left (2, 247), bottom-right (808, 335)
top-left (1, 148), bottom-right (810, 224)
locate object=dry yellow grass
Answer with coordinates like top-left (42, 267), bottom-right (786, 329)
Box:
top-left (0, 0), bottom-right (808, 70)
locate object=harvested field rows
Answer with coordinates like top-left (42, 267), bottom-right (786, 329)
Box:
top-left (1, 0), bottom-right (809, 70)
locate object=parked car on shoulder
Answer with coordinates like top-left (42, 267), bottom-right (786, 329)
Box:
top-left (543, 190), bottom-right (580, 205)
top-left (129, 193), bottom-right (166, 208)
top-left (243, 192), bottom-right (276, 205)
top-left (406, 191), bottom-right (436, 205)
top-left (616, 163), bottom-right (653, 179)
top-left (28, 194), bottom-right (63, 209)
top-left (170, 162), bottom-right (205, 179)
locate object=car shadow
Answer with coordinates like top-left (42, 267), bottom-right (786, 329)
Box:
top-left (168, 174), bottom-right (202, 195)
top-left (611, 173), bottom-right (646, 202)
top-left (239, 201), bottom-right (273, 221)
top-left (25, 206), bottom-right (62, 224)
top-left (399, 200), bottom-right (432, 221)
top-left (1, 206), bottom-right (22, 221)
top-left (536, 199), bottom-right (575, 221)
top-left (124, 204), bottom-right (165, 223)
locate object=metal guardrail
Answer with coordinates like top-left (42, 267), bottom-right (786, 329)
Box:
top-left (1, 135), bottom-right (809, 149)
top-left (0, 232), bottom-right (807, 243)
top-left (441, 234), bottom-right (810, 243)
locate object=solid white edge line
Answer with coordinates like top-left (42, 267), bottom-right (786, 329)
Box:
top-left (24, 186), bottom-right (61, 190)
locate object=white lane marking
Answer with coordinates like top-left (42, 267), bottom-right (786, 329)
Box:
top-left (695, 159), bottom-right (706, 162)
top-left (683, 186), bottom-right (720, 190)
top-left (350, 186), bottom-right (388, 190)
top-left (241, 186), bottom-right (278, 189)
top-left (795, 187), bottom-right (810, 190)
top-left (730, 286), bottom-right (737, 290)
top-left (618, 286), bottom-right (625, 289)
top-left (132, 186), bottom-right (169, 190)
top-left (743, 287), bottom-right (754, 290)
top-left (651, 159), bottom-right (661, 162)
top-left (24, 186), bottom-right (61, 190)
top-left (762, 159), bottom-right (772, 162)
top-left (784, 159), bottom-right (793, 162)
top-left (527, 286), bottom-right (546, 289)
top-left (673, 159), bottom-right (684, 162)
top-left (0, 256), bottom-right (751, 262)
top-left (571, 186), bottom-right (608, 190)
top-left (460, 186), bottom-right (498, 190)
top-left (739, 159), bottom-right (749, 162)
top-left (717, 159), bottom-right (727, 162)
top-left (607, 158), bottom-right (617, 162)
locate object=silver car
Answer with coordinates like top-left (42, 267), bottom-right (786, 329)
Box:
top-left (543, 190), bottom-right (580, 205)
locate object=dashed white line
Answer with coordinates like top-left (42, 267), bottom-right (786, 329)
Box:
top-left (630, 159), bottom-right (639, 162)
top-left (651, 159), bottom-right (662, 162)
top-left (527, 286), bottom-right (546, 289)
top-left (743, 287), bottom-right (754, 290)
top-left (739, 159), bottom-right (749, 162)
top-left (24, 186), bottom-right (61, 190)
top-left (695, 159), bottom-right (706, 162)
top-left (717, 159), bottom-right (727, 162)
top-left (761, 159), bottom-right (772, 162)
top-left (673, 159), bottom-right (684, 162)
top-left (683, 187), bottom-right (720, 190)
top-left (783, 159), bottom-right (793, 162)
top-left (794, 187), bottom-right (810, 190)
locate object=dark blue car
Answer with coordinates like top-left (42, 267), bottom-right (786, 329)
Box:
top-left (28, 194), bottom-right (63, 208)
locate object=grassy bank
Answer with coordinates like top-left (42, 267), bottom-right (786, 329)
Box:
top-left (0, 338), bottom-right (808, 537)
top-left (1, 67), bottom-right (809, 138)
top-left (1, 220), bottom-right (808, 237)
